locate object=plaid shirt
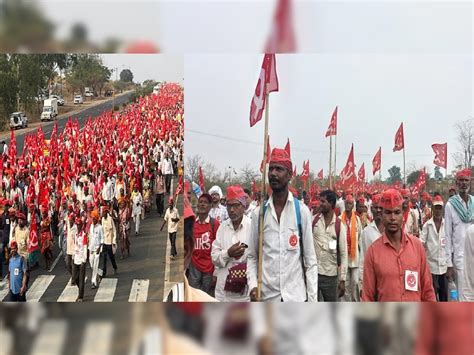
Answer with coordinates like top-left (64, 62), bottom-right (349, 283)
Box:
top-left (209, 204), bottom-right (228, 223)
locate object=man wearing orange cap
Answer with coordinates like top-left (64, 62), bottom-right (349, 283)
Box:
top-left (421, 195), bottom-right (448, 301)
top-left (247, 148), bottom-right (318, 302)
top-left (362, 189), bottom-right (435, 301)
top-left (359, 194), bottom-right (384, 295)
top-left (445, 168), bottom-right (473, 300)
top-left (211, 185), bottom-right (251, 301)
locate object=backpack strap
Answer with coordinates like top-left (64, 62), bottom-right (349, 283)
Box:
top-left (335, 217), bottom-right (341, 267)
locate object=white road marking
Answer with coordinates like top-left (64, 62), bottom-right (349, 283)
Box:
top-left (57, 276), bottom-right (88, 302)
top-left (26, 275), bottom-right (55, 302)
top-left (128, 279), bottom-right (149, 302)
top-left (49, 250), bottom-right (63, 272)
top-left (79, 321), bottom-right (114, 355)
top-left (31, 320), bottom-right (67, 355)
top-left (0, 279), bottom-right (10, 301)
top-left (94, 278), bottom-right (117, 302)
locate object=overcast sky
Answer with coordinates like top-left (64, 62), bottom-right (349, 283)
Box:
top-left (185, 53), bottom-right (472, 180)
top-left (100, 54), bottom-right (183, 84)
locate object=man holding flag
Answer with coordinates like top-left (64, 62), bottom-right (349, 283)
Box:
top-left (247, 148), bottom-right (318, 301)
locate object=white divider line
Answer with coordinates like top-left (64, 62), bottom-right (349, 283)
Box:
top-left (49, 250), bottom-right (63, 272)
top-left (26, 275), bottom-right (55, 302)
top-left (57, 277), bottom-right (88, 302)
top-left (79, 321), bottom-right (114, 355)
top-left (94, 278), bottom-right (117, 302)
top-left (0, 329), bottom-right (13, 355)
top-left (31, 320), bottom-right (67, 355)
top-left (128, 279), bottom-right (149, 302)
top-left (0, 279), bottom-right (10, 301)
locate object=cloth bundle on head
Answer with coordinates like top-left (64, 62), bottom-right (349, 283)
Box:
top-left (269, 148), bottom-right (292, 172)
top-left (380, 189), bottom-right (403, 210)
top-left (456, 168), bottom-right (472, 179)
top-left (209, 185), bottom-right (223, 198)
top-left (432, 195), bottom-right (444, 206)
top-left (226, 185), bottom-right (248, 207)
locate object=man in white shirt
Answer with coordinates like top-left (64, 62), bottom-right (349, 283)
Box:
top-left (160, 198), bottom-right (180, 258)
top-left (359, 194), bottom-right (384, 294)
top-left (445, 168), bottom-right (474, 300)
top-left (101, 172), bottom-right (114, 203)
top-left (211, 185), bottom-right (251, 301)
top-left (462, 224), bottom-right (474, 301)
top-left (88, 210), bottom-right (103, 289)
top-left (71, 217), bottom-right (87, 302)
top-left (247, 148), bottom-right (318, 302)
top-left (160, 153), bottom-right (173, 194)
top-left (421, 195), bottom-right (448, 301)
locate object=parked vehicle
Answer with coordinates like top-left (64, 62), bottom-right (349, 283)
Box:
top-left (49, 95), bottom-right (65, 106)
top-left (41, 98), bottom-right (58, 121)
top-left (9, 112), bottom-right (28, 129)
top-left (74, 95), bottom-right (84, 104)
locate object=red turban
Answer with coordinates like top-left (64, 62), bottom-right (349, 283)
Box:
top-left (456, 168), bottom-right (472, 179)
top-left (372, 194), bottom-right (382, 205)
top-left (226, 185), bottom-right (247, 206)
top-left (345, 194), bottom-right (354, 203)
top-left (269, 148), bottom-right (292, 172)
top-left (380, 189), bottom-right (403, 210)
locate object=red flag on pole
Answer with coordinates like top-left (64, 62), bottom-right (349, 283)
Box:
top-left (284, 138), bottom-right (291, 157)
top-left (249, 54), bottom-right (279, 127)
top-left (8, 129), bottom-right (16, 167)
top-left (317, 169), bottom-right (323, 180)
top-left (260, 136), bottom-right (271, 173)
top-left (265, 0), bottom-right (296, 53)
top-left (431, 143), bottom-right (447, 169)
top-left (325, 106), bottom-right (338, 137)
top-left (393, 123), bottom-right (405, 152)
top-left (358, 163), bottom-right (365, 182)
top-left (301, 160), bottom-right (309, 187)
top-left (372, 147), bottom-right (381, 175)
top-left (411, 169), bottom-right (426, 196)
top-left (293, 165), bottom-right (297, 177)
top-left (339, 144), bottom-right (356, 189)
top-left (198, 166), bottom-right (206, 192)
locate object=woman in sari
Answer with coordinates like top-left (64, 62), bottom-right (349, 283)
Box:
top-left (118, 197), bottom-right (131, 258)
top-left (39, 206), bottom-right (54, 270)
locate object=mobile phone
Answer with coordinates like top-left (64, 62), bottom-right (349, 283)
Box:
top-left (240, 243), bottom-right (248, 248)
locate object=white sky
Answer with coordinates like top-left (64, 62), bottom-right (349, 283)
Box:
top-left (185, 53), bottom-right (472, 179)
top-left (100, 54), bottom-right (183, 83)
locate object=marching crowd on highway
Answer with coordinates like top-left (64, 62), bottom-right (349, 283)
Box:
top-left (1, 83), bottom-right (183, 302)
top-left (184, 147), bottom-right (473, 302)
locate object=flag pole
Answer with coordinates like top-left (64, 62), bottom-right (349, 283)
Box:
top-left (334, 133), bottom-right (337, 189)
top-left (403, 146), bottom-right (406, 186)
top-left (257, 94), bottom-right (270, 301)
top-left (329, 136), bottom-right (333, 189)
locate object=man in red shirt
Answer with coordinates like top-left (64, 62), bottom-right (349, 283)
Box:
top-left (188, 193), bottom-right (220, 296)
top-left (362, 189), bottom-right (435, 301)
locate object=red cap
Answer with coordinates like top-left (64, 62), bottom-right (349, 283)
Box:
top-left (456, 168), bottom-right (472, 179)
top-left (310, 200), bottom-right (320, 207)
top-left (10, 241), bottom-right (18, 249)
top-left (226, 185), bottom-right (247, 203)
top-left (380, 189), bottom-right (403, 210)
top-left (372, 194), bottom-right (382, 205)
top-left (400, 189), bottom-right (410, 198)
top-left (433, 195), bottom-right (444, 206)
top-left (345, 194), bottom-right (354, 203)
top-left (357, 197), bottom-right (366, 205)
top-left (269, 148), bottom-right (292, 172)
top-left (16, 212), bottom-right (26, 220)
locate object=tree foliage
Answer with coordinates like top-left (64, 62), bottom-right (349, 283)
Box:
top-left (387, 165), bottom-right (402, 185)
top-left (120, 69), bottom-right (134, 83)
top-left (66, 54), bottom-right (111, 97)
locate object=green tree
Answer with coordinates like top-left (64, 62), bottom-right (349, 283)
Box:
top-left (66, 54), bottom-right (111, 97)
top-left (120, 69), bottom-right (134, 83)
top-left (407, 170), bottom-right (421, 185)
top-left (0, 55), bottom-right (18, 126)
top-left (387, 165), bottom-right (402, 184)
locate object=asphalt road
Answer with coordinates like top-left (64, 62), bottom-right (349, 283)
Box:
top-left (4, 91), bottom-right (134, 153)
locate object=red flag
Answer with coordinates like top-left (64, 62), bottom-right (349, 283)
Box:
top-left (301, 160), bottom-right (309, 187)
top-left (317, 169), bottom-right (323, 180)
top-left (260, 135), bottom-right (271, 173)
top-left (393, 123), bottom-right (405, 152)
top-left (249, 54), bottom-right (279, 127)
top-left (372, 147), bottom-right (381, 175)
top-left (431, 143), bottom-right (447, 169)
top-left (358, 163), bottom-right (365, 182)
top-left (339, 144), bottom-right (356, 189)
top-left (293, 165), bottom-right (297, 177)
top-left (198, 166), bottom-right (206, 192)
top-left (175, 176), bottom-right (184, 196)
top-left (265, 0), bottom-right (296, 53)
top-left (8, 129), bottom-right (16, 167)
top-left (284, 138), bottom-right (291, 157)
top-left (251, 180), bottom-right (259, 194)
top-left (411, 169), bottom-right (426, 196)
top-left (325, 106), bottom-right (338, 137)
top-left (28, 215), bottom-right (40, 254)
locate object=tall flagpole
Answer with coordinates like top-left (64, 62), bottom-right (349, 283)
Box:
top-left (329, 136), bottom-right (333, 189)
top-left (257, 94), bottom-right (270, 301)
top-left (334, 134), bottom-right (337, 190)
top-left (379, 147), bottom-right (382, 182)
top-left (403, 146), bottom-right (406, 186)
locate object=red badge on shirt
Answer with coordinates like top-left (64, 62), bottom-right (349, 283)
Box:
top-left (405, 270), bottom-right (418, 292)
top-left (288, 234), bottom-right (298, 250)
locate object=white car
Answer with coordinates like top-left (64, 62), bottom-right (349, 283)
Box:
top-left (49, 95), bottom-right (65, 106)
top-left (74, 95), bottom-right (84, 104)
top-left (84, 91), bottom-right (94, 97)
top-left (9, 112), bottom-right (28, 129)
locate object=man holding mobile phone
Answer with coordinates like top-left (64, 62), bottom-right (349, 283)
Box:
top-left (211, 185), bottom-right (251, 301)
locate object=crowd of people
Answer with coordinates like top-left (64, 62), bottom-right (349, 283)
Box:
top-left (184, 147), bottom-right (473, 302)
top-left (1, 83), bottom-right (184, 302)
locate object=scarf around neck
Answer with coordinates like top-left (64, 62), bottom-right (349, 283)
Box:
top-left (342, 211), bottom-right (357, 260)
top-left (449, 194), bottom-right (474, 223)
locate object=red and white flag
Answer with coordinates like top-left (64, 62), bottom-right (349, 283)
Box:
top-left (372, 147), bottom-right (381, 175)
top-left (411, 169), bottom-right (426, 196)
top-left (317, 169), bottom-right (323, 180)
top-left (325, 106), bottom-right (338, 137)
top-left (358, 163), bottom-right (365, 182)
top-left (249, 54), bottom-right (279, 127)
top-left (431, 143), bottom-right (447, 169)
top-left (339, 144), bottom-right (356, 189)
top-left (265, 0), bottom-right (296, 53)
top-left (301, 160), bottom-right (310, 186)
top-left (284, 138), bottom-right (291, 157)
top-left (198, 166), bottom-right (206, 192)
top-left (293, 165), bottom-right (297, 177)
top-left (393, 123), bottom-right (405, 152)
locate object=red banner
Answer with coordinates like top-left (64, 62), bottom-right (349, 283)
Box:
top-left (325, 106), bottom-right (338, 137)
top-left (393, 123), bottom-right (405, 152)
top-left (431, 143), bottom-right (447, 169)
top-left (372, 147), bottom-right (381, 175)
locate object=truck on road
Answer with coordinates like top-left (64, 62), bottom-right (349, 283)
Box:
top-left (41, 98), bottom-right (58, 121)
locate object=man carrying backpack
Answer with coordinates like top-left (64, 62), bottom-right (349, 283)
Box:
top-left (247, 147), bottom-right (318, 302)
top-left (312, 190), bottom-right (348, 301)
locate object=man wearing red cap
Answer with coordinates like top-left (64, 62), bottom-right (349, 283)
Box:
top-left (7, 241), bottom-right (28, 301)
top-left (421, 195), bottom-right (448, 301)
top-left (445, 168), bottom-right (473, 300)
top-left (211, 185), bottom-right (251, 301)
top-left (362, 189), bottom-right (435, 301)
top-left (247, 148), bottom-right (318, 302)
top-left (359, 194), bottom-right (384, 295)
